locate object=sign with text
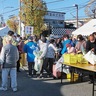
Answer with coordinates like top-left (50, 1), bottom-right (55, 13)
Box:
top-left (25, 26), bottom-right (33, 35)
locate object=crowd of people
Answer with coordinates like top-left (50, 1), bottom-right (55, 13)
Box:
top-left (0, 30), bottom-right (96, 92)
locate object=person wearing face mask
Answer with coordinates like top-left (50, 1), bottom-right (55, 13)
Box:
top-left (66, 44), bottom-right (76, 54)
top-left (16, 35), bottom-right (20, 43)
top-left (86, 34), bottom-right (96, 84)
top-left (61, 34), bottom-right (72, 55)
top-left (75, 34), bottom-right (86, 54)
top-left (86, 34), bottom-right (96, 54)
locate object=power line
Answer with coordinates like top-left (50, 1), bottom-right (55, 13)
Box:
top-left (49, 0), bottom-right (96, 15)
top-left (1, 0), bottom-right (95, 19)
top-left (0, 8), bottom-right (19, 15)
top-left (71, 0), bottom-right (96, 13)
top-left (48, 0), bottom-right (90, 12)
top-left (46, 0), bottom-right (64, 4)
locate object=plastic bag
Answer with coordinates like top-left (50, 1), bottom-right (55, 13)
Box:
top-left (55, 56), bottom-right (70, 74)
top-left (33, 50), bottom-right (43, 73)
top-left (34, 57), bottom-right (43, 73)
top-left (33, 50), bottom-right (42, 58)
top-left (84, 51), bottom-right (96, 65)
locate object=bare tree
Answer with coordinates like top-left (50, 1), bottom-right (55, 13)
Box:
top-left (85, 0), bottom-right (96, 18)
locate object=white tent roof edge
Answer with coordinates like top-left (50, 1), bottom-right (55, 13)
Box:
top-left (72, 19), bottom-right (96, 36)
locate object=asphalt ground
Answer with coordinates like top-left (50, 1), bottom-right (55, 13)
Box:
top-left (0, 67), bottom-right (95, 96)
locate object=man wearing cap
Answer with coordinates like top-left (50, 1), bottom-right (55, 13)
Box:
top-left (0, 36), bottom-right (19, 92)
top-left (23, 36), bottom-right (38, 77)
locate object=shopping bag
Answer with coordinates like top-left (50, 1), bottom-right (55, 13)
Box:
top-left (84, 51), bottom-right (96, 65)
top-left (34, 57), bottom-right (43, 73)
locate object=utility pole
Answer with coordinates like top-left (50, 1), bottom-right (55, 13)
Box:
top-left (74, 4), bottom-right (78, 28)
top-left (32, 0), bottom-right (34, 35)
top-left (31, 0), bottom-right (34, 14)
top-left (19, 0), bottom-right (21, 36)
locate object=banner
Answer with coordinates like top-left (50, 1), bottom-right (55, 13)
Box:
top-left (25, 26), bottom-right (34, 35)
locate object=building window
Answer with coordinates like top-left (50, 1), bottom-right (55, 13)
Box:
top-left (59, 21), bottom-right (63, 24)
top-left (53, 13), bottom-right (55, 16)
top-left (53, 21), bottom-right (56, 24)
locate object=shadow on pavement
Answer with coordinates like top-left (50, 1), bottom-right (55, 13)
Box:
top-left (0, 69), bottom-right (64, 96)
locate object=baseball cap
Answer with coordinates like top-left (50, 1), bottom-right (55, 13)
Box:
top-left (28, 36), bottom-right (33, 41)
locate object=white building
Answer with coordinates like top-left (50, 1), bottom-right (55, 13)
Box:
top-left (44, 11), bottom-right (65, 28)
top-left (65, 18), bottom-right (90, 28)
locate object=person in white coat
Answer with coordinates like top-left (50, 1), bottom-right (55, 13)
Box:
top-left (38, 37), bottom-right (48, 78)
top-left (45, 39), bottom-right (57, 75)
top-left (39, 39), bottom-right (57, 78)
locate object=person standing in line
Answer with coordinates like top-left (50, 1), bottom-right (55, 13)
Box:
top-left (40, 39), bottom-right (57, 78)
top-left (0, 36), bottom-right (19, 92)
top-left (17, 37), bottom-right (25, 72)
top-left (44, 39), bottom-right (58, 76)
top-left (38, 37), bottom-right (48, 78)
top-left (3, 30), bottom-right (18, 46)
top-left (23, 36), bottom-right (38, 77)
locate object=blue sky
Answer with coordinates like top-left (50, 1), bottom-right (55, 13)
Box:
top-left (0, 0), bottom-right (90, 21)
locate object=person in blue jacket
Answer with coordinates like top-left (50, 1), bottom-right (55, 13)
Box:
top-left (23, 36), bottom-right (38, 77)
top-left (61, 34), bottom-right (72, 55)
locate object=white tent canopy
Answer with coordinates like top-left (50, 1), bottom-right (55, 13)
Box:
top-left (72, 19), bottom-right (96, 36)
top-left (0, 26), bottom-right (9, 36)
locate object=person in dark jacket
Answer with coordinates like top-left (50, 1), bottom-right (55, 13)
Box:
top-left (86, 34), bottom-right (96, 54)
top-left (86, 34), bottom-right (96, 83)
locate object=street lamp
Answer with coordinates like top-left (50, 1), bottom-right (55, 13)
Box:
top-left (92, 9), bottom-right (96, 18)
top-left (63, 12), bottom-right (66, 28)
top-left (73, 4), bottom-right (78, 28)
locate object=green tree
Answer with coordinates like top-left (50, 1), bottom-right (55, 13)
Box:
top-left (7, 16), bottom-right (19, 33)
top-left (20, 0), bottom-right (47, 35)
